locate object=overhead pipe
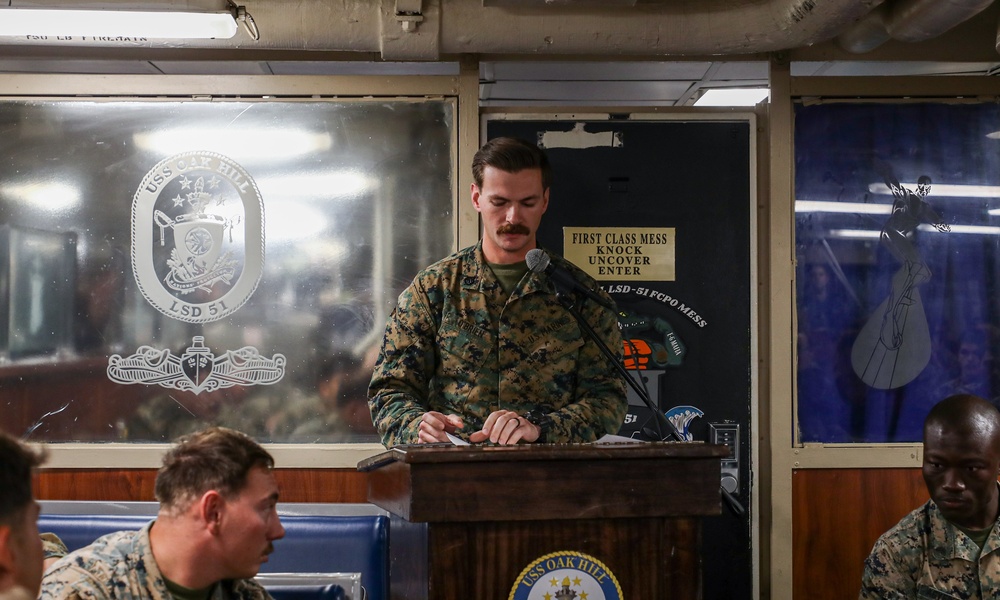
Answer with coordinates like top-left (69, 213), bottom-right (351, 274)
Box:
top-left (836, 4), bottom-right (891, 53)
top-left (0, 0), bottom-right (988, 58)
top-left (0, 0), bottom-right (887, 58)
top-left (439, 0), bottom-right (885, 56)
top-left (885, 0), bottom-right (995, 42)
top-left (837, 0), bottom-right (994, 53)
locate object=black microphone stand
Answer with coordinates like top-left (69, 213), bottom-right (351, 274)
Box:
top-left (555, 289), bottom-right (747, 517)
top-left (553, 291), bottom-right (683, 442)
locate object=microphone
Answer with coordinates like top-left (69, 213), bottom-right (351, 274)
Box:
top-left (526, 248), bottom-right (613, 309)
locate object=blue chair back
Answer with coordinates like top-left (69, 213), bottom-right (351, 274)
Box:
top-left (39, 504), bottom-right (388, 600)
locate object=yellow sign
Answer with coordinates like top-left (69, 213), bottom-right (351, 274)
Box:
top-left (563, 227), bottom-right (675, 281)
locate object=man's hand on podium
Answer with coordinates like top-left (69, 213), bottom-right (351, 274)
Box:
top-left (469, 409), bottom-right (541, 445)
top-left (416, 409), bottom-right (541, 445)
top-left (417, 411), bottom-right (465, 443)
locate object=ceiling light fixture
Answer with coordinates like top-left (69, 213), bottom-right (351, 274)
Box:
top-left (133, 126), bottom-right (330, 159)
top-left (0, 1), bottom-right (257, 40)
top-left (917, 223), bottom-right (1000, 235)
top-left (828, 229), bottom-right (882, 240)
top-left (693, 88), bottom-right (769, 107)
top-left (3, 179), bottom-right (81, 212)
top-left (828, 224), bottom-right (1000, 239)
top-left (795, 200), bottom-right (892, 214)
top-left (868, 182), bottom-right (1000, 198)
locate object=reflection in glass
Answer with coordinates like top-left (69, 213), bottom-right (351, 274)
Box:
top-left (795, 102), bottom-right (1000, 443)
top-left (0, 99), bottom-right (455, 443)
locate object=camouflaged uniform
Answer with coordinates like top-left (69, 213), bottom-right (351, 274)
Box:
top-left (124, 395), bottom-right (213, 443)
top-left (860, 499), bottom-right (1000, 599)
top-left (39, 522), bottom-right (271, 600)
top-left (42, 532), bottom-right (68, 562)
top-left (369, 243), bottom-right (627, 447)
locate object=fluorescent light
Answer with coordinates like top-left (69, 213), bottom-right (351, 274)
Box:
top-left (3, 180), bottom-right (81, 212)
top-left (796, 200), bottom-right (892, 214)
top-left (258, 171), bottom-right (374, 202)
top-left (134, 128), bottom-right (332, 160)
top-left (266, 201), bottom-right (328, 243)
top-left (827, 224), bottom-right (1000, 239)
top-left (0, 6), bottom-right (238, 39)
top-left (828, 229), bottom-right (881, 239)
top-left (917, 224), bottom-right (1000, 235)
top-left (868, 182), bottom-right (1000, 198)
top-left (693, 88), bottom-right (768, 107)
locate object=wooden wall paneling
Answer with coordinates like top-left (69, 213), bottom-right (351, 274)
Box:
top-left (3, 359), bottom-right (155, 441)
top-left (35, 468), bottom-right (371, 504)
top-left (35, 469), bottom-right (157, 501)
top-left (792, 468), bottom-right (927, 600)
top-left (274, 468), bottom-right (370, 503)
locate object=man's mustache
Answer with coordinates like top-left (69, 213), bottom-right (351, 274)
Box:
top-left (497, 223), bottom-right (530, 235)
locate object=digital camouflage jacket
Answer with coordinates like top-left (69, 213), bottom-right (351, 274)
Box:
top-left (39, 522), bottom-right (271, 600)
top-left (369, 243), bottom-right (627, 447)
top-left (860, 499), bottom-right (1000, 599)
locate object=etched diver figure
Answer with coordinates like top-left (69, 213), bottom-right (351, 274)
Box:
top-left (851, 163), bottom-right (950, 389)
top-left (879, 172), bottom-right (950, 349)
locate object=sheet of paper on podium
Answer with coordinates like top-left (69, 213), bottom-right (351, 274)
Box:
top-left (445, 433), bottom-right (469, 445)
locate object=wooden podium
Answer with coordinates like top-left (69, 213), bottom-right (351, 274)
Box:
top-left (358, 441), bottom-right (729, 600)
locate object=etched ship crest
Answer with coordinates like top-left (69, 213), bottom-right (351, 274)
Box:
top-left (154, 176), bottom-right (238, 295)
top-left (132, 151), bottom-right (264, 324)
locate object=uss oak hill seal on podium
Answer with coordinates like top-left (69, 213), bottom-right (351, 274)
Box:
top-left (509, 551), bottom-right (622, 600)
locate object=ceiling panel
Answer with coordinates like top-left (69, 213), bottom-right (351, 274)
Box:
top-left (267, 61), bottom-right (461, 76)
top-left (483, 61), bottom-right (716, 81)
top-left (480, 79), bottom-right (695, 105)
top-left (791, 61), bottom-right (1000, 77)
top-left (152, 61), bottom-right (273, 75)
top-left (0, 59), bottom-right (161, 74)
top-left (0, 57), bottom-right (996, 108)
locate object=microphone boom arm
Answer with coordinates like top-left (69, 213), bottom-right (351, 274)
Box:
top-left (556, 289), bottom-right (747, 517)
top-left (554, 291), bottom-right (683, 442)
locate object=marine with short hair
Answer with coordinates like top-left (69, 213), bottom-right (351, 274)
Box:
top-left (860, 394), bottom-right (1000, 598)
top-left (40, 427), bottom-right (284, 600)
top-left (369, 137), bottom-right (627, 447)
top-left (0, 433), bottom-right (48, 600)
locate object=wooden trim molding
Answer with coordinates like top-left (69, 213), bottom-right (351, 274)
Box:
top-left (34, 468), bottom-right (371, 504)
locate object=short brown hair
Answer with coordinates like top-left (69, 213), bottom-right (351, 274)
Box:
top-left (154, 427), bottom-right (274, 511)
top-left (0, 433), bottom-right (46, 525)
top-left (472, 137), bottom-right (552, 190)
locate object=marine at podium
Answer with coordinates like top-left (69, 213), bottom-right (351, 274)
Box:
top-left (368, 137), bottom-right (627, 447)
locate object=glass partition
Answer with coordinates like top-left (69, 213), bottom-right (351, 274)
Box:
top-left (795, 101), bottom-right (1000, 443)
top-left (0, 98), bottom-right (455, 443)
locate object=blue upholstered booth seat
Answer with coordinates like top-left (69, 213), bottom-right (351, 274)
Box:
top-left (264, 515), bottom-right (386, 600)
top-left (264, 583), bottom-right (347, 600)
top-left (39, 503), bottom-right (388, 600)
